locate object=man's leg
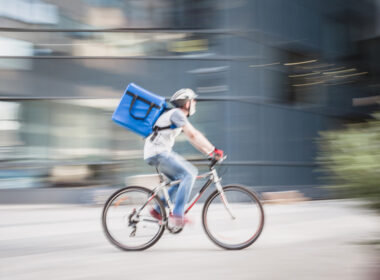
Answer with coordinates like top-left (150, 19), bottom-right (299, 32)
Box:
top-left (156, 152), bottom-right (198, 217)
top-left (146, 155), bottom-right (172, 215)
top-left (150, 180), bottom-right (178, 219)
top-left (146, 152), bottom-right (197, 222)
top-left (159, 173), bottom-right (179, 208)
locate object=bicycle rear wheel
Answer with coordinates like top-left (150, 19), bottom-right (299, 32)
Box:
top-left (202, 185), bottom-right (264, 250)
top-left (102, 186), bottom-right (166, 251)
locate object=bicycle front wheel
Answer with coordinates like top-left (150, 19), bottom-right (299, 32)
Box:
top-left (102, 186), bottom-right (166, 251)
top-left (202, 185), bottom-right (264, 250)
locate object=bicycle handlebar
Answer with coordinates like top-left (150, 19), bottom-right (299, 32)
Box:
top-left (208, 155), bottom-right (227, 169)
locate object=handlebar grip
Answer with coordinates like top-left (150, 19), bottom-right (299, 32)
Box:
top-left (208, 155), bottom-right (227, 169)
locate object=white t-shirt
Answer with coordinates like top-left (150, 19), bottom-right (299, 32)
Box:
top-left (143, 108), bottom-right (189, 159)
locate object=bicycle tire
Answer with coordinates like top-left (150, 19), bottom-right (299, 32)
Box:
top-left (102, 186), bottom-right (166, 251)
top-left (202, 185), bottom-right (265, 250)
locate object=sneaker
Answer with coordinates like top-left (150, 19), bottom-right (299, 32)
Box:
top-left (168, 214), bottom-right (192, 228)
top-left (149, 207), bottom-right (162, 220)
top-left (168, 214), bottom-right (184, 228)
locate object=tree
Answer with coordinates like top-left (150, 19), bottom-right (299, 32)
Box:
top-left (317, 112), bottom-right (380, 212)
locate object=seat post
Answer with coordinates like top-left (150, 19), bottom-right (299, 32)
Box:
top-left (156, 167), bottom-right (165, 183)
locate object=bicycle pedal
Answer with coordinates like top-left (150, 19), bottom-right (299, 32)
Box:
top-left (167, 225), bottom-right (183, 234)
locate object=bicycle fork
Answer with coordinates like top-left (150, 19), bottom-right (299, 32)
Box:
top-left (211, 169), bottom-right (236, 220)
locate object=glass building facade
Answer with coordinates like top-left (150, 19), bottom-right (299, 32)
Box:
top-left (0, 0), bottom-right (379, 200)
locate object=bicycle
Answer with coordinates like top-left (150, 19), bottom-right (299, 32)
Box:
top-left (102, 156), bottom-right (264, 251)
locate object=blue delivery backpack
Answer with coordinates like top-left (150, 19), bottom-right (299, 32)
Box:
top-left (112, 83), bottom-right (167, 137)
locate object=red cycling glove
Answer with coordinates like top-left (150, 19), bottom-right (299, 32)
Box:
top-left (209, 148), bottom-right (224, 159)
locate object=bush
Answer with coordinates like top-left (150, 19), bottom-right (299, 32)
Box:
top-left (317, 112), bottom-right (380, 212)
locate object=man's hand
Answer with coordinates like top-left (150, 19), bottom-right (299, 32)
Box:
top-left (209, 148), bottom-right (224, 160)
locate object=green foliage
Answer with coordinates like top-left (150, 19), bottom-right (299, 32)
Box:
top-left (317, 112), bottom-right (380, 212)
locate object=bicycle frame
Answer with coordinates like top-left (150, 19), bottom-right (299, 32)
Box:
top-left (136, 161), bottom-right (236, 221)
top-left (103, 156), bottom-right (265, 250)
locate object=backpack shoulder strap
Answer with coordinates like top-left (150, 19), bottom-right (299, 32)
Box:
top-left (150, 108), bottom-right (177, 141)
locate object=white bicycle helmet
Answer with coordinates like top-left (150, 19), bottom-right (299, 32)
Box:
top-left (170, 88), bottom-right (198, 108)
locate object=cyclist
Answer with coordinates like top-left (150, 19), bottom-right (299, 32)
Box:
top-left (144, 88), bottom-right (223, 228)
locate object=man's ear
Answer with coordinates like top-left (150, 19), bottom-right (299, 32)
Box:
top-left (185, 100), bottom-right (191, 110)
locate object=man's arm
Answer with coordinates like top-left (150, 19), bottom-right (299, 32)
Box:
top-left (182, 122), bottom-right (215, 155)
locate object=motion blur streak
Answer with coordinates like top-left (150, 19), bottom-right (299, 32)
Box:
top-left (0, 1), bottom-right (379, 279)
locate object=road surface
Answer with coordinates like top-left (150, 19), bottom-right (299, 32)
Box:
top-left (0, 200), bottom-right (379, 280)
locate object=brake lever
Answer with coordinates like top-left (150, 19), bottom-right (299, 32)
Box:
top-left (220, 155), bottom-right (227, 162)
top-left (207, 155), bottom-right (227, 169)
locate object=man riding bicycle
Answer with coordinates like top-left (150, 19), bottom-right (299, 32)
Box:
top-left (144, 88), bottom-right (224, 228)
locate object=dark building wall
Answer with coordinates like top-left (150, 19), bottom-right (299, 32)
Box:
top-left (0, 0), bottom-right (378, 198)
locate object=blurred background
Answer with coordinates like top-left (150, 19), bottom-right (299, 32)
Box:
top-left (0, 0), bottom-right (379, 204)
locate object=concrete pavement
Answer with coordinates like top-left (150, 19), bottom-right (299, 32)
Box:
top-left (0, 200), bottom-right (379, 280)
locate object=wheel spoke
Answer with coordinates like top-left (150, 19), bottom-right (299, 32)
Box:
top-left (203, 186), bottom-right (264, 250)
top-left (102, 187), bottom-right (166, 251)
